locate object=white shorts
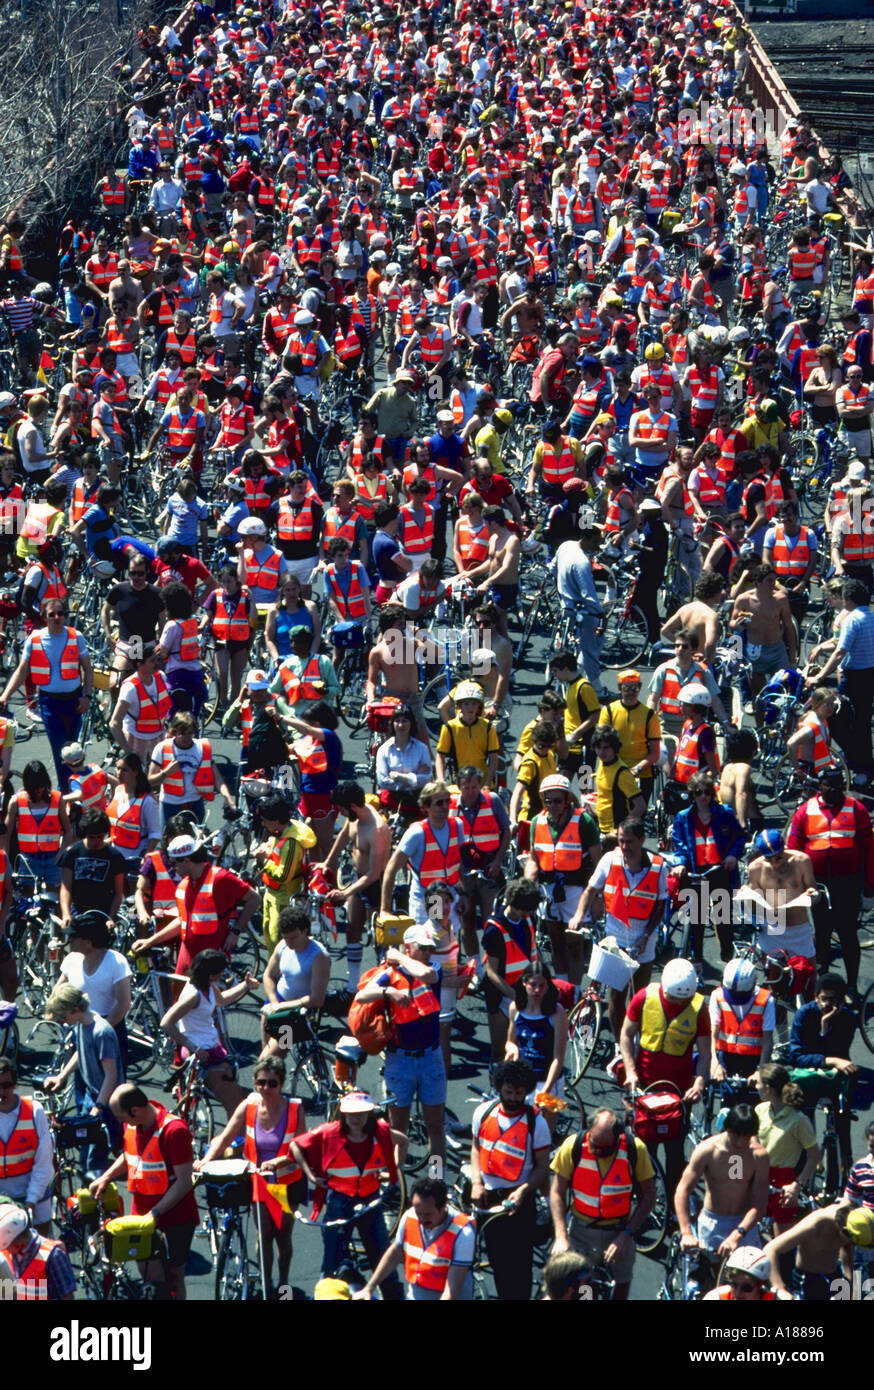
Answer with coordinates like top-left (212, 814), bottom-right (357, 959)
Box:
top-left (405, 552), bottom-right (428, 574)
top-left (294, 375), bottom-right (320, 401)
top-left (284, 555), bottom-right (319, 585)
top-left (542, 883), bottom-right (585, 925)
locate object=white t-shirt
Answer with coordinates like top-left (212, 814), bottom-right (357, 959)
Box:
top-left (118, 674), bottom-right (167, 738)
top-left (60, 949), bottom-right (131, 1019)
top-left (177, 983), bottom-right (221, 1049)
top-left (587, 848), bottom-right (669, 948)
top-left (150, 738), bottom-right (211, 804)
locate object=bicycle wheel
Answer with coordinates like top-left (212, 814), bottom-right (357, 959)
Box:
top-left (292, 1043), bottom-right (334, 1122)
top-left (336, 655), bottom-right (368, 733)
top-left (402, 1101), bottom-right (432, 1174)
top-left (598, 603), bottom-right (649, 670)
top-left (230, 922), bottom-right (264, 979)
top-left (657, 1235), bottom-right (686, 1300)
top-left (381, 1168), bottom-right (407, 1240)
top-left (567, 993), bottom-right (602, 1084)
top-left (635, 1155), bottom-right (668, 1255)
top-left (859, 978), bottom-right (874, 1055)
top-left (125, 990), bottom-right (175, 1080)
top-left (215, 1220), bottom-right (250, 1300)
top-left (0, 1017), bottom-right (19, 1073)
top-left (189, 1094), bottom-right (216, 1160)
top-left (420, 671), bottom-right (450, 741)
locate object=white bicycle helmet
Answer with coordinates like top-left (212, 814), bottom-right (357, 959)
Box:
top-left (722, 957), bottom-right (758, 993)
top-left (661, 958), bottom-right (698, 1000)
top-left (0, 1205), bottom-right (29, 1250)
top-left (540, 774), bottom-right (572, 797)
top-left (238, 516), bottom-right (267, 537)
top-left (454, 681), bottom-right (483, 702)
top-left (725, 1246), bottom-right (771, 1282)
top-left (678, 682), bottom-right (711, 707)
top-left (728, 325), bottom-right (750, 344)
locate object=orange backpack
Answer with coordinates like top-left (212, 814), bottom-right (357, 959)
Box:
top-left (347, 966), bottom-right (398, 1056)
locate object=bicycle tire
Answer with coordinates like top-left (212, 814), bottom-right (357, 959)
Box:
top-left (402, 1103), bottom-right (432, 1174)
top-left (292, 1043), bottom-right (334, 1122)
top-left (657, 1235), bottom-right (687, 1300)
top-left (635, 1154), bottom-right (668, 1255)
top-left (125, 990), bottom-right (175, 1080)
top-left (382, 1168), bottom-right (407, 1240)
top-left (859, 978), bottom-right (874, 1056)
top-left (567, 994), bottom-right (602, 1084)
top-left (215, 1219), bottom-right (250, 1300)
top-left (0, 1018), bottom-right (19, 1072)
top-left (598, 603), bottom-right (649, 670)
top-left (420, 671), bottom-right (451, 741)
top-left (337, 655), bottom-right (368, 733)
top-left (188, 1094), bottom-right (216, 1160)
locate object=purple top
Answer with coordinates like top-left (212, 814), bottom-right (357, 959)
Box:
top-left (253, 1103), bottom-right (290, 1163)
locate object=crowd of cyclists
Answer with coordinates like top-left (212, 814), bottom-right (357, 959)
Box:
top-left (2, 0), bottom-right (874, 1305)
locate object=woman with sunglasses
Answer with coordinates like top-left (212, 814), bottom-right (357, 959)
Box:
top-left (264, 571), bottom-right (321, 666)
top-left (195, 1054), bottom-right (307, 1295)
top-left (505, 963), bottom-right (569, 1133)
top-left (703, 1246), bottom-right (788, 1301)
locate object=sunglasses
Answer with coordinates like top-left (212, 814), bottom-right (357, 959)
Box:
top-left (728, 1281), bottom-right (757, 1295)
top-left (694, 790), bottom-right (714, 798)
top-left (255, 1078), bottom-right (280, 1089)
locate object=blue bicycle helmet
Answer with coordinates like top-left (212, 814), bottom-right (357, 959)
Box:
top-left (753, 829), bottom-right (784, 858)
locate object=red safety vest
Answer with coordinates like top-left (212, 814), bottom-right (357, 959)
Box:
top-left (123, 1107), bottom-right (173, 1195)
top-left (127, 673), bottom-right (171, 736)
top-left (801, 799), bottom-right (856, 853)
top-left (0, 1096), bottom-right (39, 1179)
top-left (789, 247), bottom-right (816, 280)
top-left (107, 793), bottom-right (145, 851)
top-left (213, 591), bottom-right (251, 643)
top-left (352, 471), bottom-right (388, 524)
top-left (32, 563), bottom-right (67, 602)
top-left (176, 863), bottom-right (221, 937)
top-left (385, 963), bottom-right (441, 1027)
top-left (154, 738), bottom-right (215, 801)
top-left (476, 1104), bottom-right (534, 1182)
top-left (570, 1132), bottom-right (634, 1220)
top-left (691, 465), bottom-right (725, 509)
top-left (243, 1095), bottom-right (304, 1187)
top-left (770, 524), bottom-right (811, 579)
top-left (688, 364), bottom-right (720, 411)
top-left (323, 1133), bottom-right (385, 1198)
top-left (0, 1234), bottom-right (65, 1300)
top-left (714, 985), bottom-right (770, 1056)
top-left (602, 852), bottom-right (665, 925)
top-left (693, 819), bottom-right (722, 868)
top-left (29, 626), bottom-right (79, 686)
top-left (219, 402), bottom-right (252, 448)
top-left (541, 439), bottom-right (578, 487)
top-left (325, 562), bottom-right (368, 621)
top-left (403, 1211), bottom-right (474, 1292)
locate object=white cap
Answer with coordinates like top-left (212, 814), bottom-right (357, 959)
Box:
top-left (729, 160), bottom-right (747, 175)
top-left (454, 680), bottom-right (483, 702)
top-left (386, 262), bottom-right (402, 276)
top-left (678, 682), bottom-right (711, 707)
top-left (61, 741), bottom-right (86, 764)
top-left (338, 1090), bottom-right (376, 1114)
top-left (370, 250), bottom-right (387, 262)
top-left (0, 1206), bottom-right (29, 1250)
top-left (435, 409), bottom-right (454, 423)
top-left (246, 669), bottom-right (270, 691)
top-left (294, 309), bottom-right (315, 326)
top-left (0, 392), bottom-right (15, 409)
top-left (403, 925), bottom-right (437, 948)
top-left (369, 234), bottom-right (387, 249)
top-left (540, 774), bottom-right (572, 796)
top-left (168, 834), bottom-right (198, 860)
top-left (848, 461), bottom-right (868, 480)
top-left (238, 516), bottom-right (267, 536)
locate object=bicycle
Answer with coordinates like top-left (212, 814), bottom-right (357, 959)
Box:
top-left (623, 1086), bottom-right (673, 1255)
top-left (170, 1054), bottom-right (219, 1159)
top-left (195, 1159), bottom-right (268, 1300)
top-left (124, 946), bottom-right (184, 1080)
top-left (262, 1003), bottom-right (336, 1122)
top-left (292, 1182), bottom-right (407, 1282)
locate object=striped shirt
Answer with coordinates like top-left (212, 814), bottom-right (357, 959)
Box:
top-left (845, 1155), bottom-right (874, 1209)
top-left (0, 296), bottom-right (39, 331)
top-left (837, 606), bottom-right (874, 671)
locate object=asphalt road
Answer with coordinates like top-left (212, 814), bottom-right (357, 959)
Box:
top-left (8, 564), bottom-right (874, 1302)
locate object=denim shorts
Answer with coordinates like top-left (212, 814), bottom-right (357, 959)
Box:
top-left (383, 1046), bottom-right (447, 1108)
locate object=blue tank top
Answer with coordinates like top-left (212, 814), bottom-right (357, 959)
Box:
top-left (275, 605), bottom-right (313, 658)
top-left (277, 938), bottom-right (326, 1002)
top-left (513, 1011), bottom-right (554, 1082)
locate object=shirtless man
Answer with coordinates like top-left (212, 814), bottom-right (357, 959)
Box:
top-left (463, 505), bottom-right (522, 638)
top-left (320, 781), bottom-right (391, 998)
top-left (674, 1105), bottom-right (769, 1290)
top-left (742, 829), bottom-right (818, 996)
top-left (366, 606), bottom-right (429, 742)
top-left (728, 561), bottom-right (797, 700)
top-left (762, 1202), bottom-right (856, 1301)
top-left (499, 284), bottom-right (546, 356)
top-left (660, 569), bottom-right (727, 666)
top-left (471, 604), bottom-right (513, 719)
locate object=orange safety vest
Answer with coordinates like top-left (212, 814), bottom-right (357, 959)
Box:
top-left (292, 734), bottom-right (328, 776)
top-left (177, 617), bottom-right (200, 662)
top-left (770, 524), bottom-right (811, 579)
top-left (101, 178), bottom-right (126, 208)
top-left (801, 799), bottom-right (856, 853)
top-left (714, 985), bottom-right (770, 1056)
top-left (403, 1211), bottom-right (474, 1292)
top-left (323, 1134), bottom-right (385, 1198)
top-left (213, 591), bottom-right (251, 643)
top-left (541, 440), bottom-right (578, 488)
top-left (167, 409), bottom-right (200, 453)
top-left (107, 793), bottom-right (145, 851)
top-left (655, 466), bottom-right (693, 516)
top-left (176, 863), bottom-right (221, 936)
top-left (789, 247), bottom-right (816, 280)
top-left (243, 1095), bottom-right (304, 1187)
top-left (450, 791), bottom-right (503, 858)
top-left (691, 465), bottom-right (724, 510)
top-left (244, 547), bottom-right (282, 595)
top-left (280, 656), bottom-right (324, 704)
top-left (385, 963), bottom-right (441, 1028)
top-left (156, 737), bottom-right (214, 801)
top-left (123, 1108), bottom-right (173, 1195)
top-left (480, 916), bottom-right (536, 986)
top-left (570, 1131), bottom-right (634, 1220)
top-left (658, 660), bottom-right (707, 718)
top-left (352, 471), bottom-right (388, 523)
top-left (796, 711), bottom-right (831, 771)
top-left (70, 762), bottom-right (110, 811)
top-left (419, 817), bottom-right (463, 889)
top-left (20, 502), bottom-right (59, 544)
top-left (693, 819), bottom-right (722, 868)
top-left (674, 719), bottom-right (716, 784)
top-left (219, 402), bottom-right (251, 448)
top-left (29, 628), bottom-right (78, 686)
top-left (323, 507), bottom-right (360, 550)
top-left (0, 1234), bottom-right (65, 1301)
top-left (688, 364), bottom-right (720, 411)
top-left (602, 852), bottom-right (665, 925)
top-left (143, 849), bottom-right (177, 914)
top-left (634, 409), bottom-right (672, 446)
top-left (399, 503), bottom-right (435, 555)
top-left (838, 509), bottom-right (874, 564)
top-left (32, 563), bottom-right (67, 602)
top-left (456, 516), bottom-right (490, 570)
top-left (0, 1096), bottom-right (40, 1178)
top-left (476, 1103), bottom-right (534, 1182)
top-left (324, 562), bottom-right (368, 621)
top-left (15, 790), bottom-right (62, 855)
top-left (605, 485), bottom-right (634, 533)
top-left (418, 327), bottom-right (449, 366)
top-left (531, 810), bottom-right (587, 876)
top-left (127, 673), bottom-right (171, 736)
top-left (277, 497), bottom-right (317, 543)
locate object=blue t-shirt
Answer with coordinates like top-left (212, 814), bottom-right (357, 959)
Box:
top-left (166, 492), bottom-right (209, 545)
top-left (82, 505), bottom-right (120, 557)
top-left (110, 536), bottom-right (155, 563)
top-left (372, 529), bottom-right (403, 583)
top-left (427, 431), bottom-right (465, 474)
top-left (376, 964), bottom-right (443, 1051)
top-left (219, 500), bottom-right (249, 546)
top-left (300, 727), bottom-right (342, 794)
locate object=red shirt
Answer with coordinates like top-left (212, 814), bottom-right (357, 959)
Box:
top-left (787, 794), bottom-right (874, 884)
top-left (154, 554), bottom-right (214, 599)
top-left (129, 1105), bottom-right (198, 1227)
top-left (626, 985), bottom-right (710, 1091)
top-left (460, 475), bottom-right (514, 510)
top-left (176, 867), bottom-right (251, 971)
top-left (295, 1118), bottom-right (398, 1186)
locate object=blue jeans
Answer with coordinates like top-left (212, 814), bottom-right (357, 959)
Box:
top-left (383, 1046), bottom-right (447, 1108)
top-left (37, 691), bottom-right (83, 792)
top-left (160, 798), bottom-right (205, 827)
top-left (321, 1188), bottom-right (402, 1298)
top-left (18, 850), bottom-right (62, 888)
top-left (384, 435), bottom-right (410, 463)
top-left (571, 610), bottom-right (606, 696)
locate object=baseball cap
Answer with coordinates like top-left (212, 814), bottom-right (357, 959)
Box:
top-left (0, 393), bottom-right (15, 409)
top-left (61, 742), bottom-right (86, 765)
top-left (246, 669), bottom-right (270, 691)
top-left (455, 681), bottom-right (483, 702)
top-left (617, 669), bottom-right (641, 684)
top-left (294, 309), bottom-right (315, 326)
top-left (403, 925), bottom-right (437, 948)
top-left (753, 829), bottom-right (784, 858)
top-left (848, 461), bottom-right (867, 480)
top-left (238, 517), bottom-right (267, 537)
top-left (168, 834), bottom-right (198, 860)
top-left (540, 774), bottom-right (572, 797)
